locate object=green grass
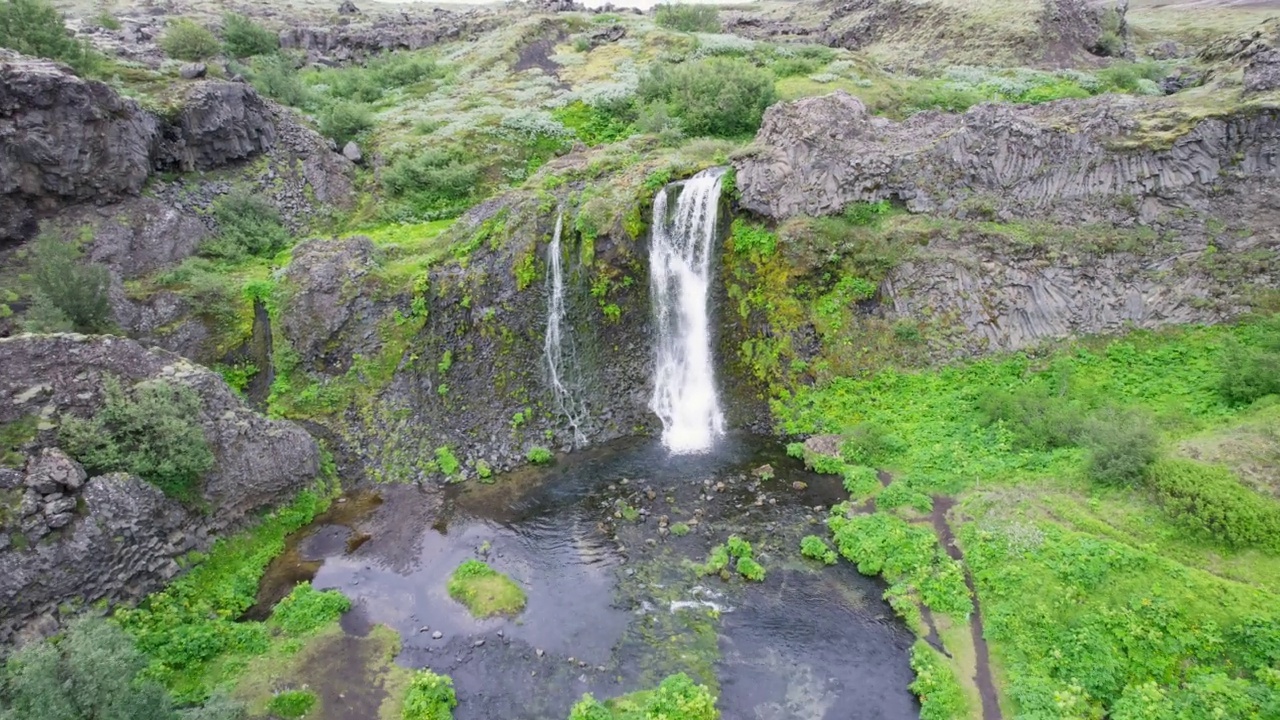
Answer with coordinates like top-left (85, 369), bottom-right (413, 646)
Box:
top-left (568, 673), bottom-right (718, 720)
top-left (446, 559), bottom-right (527, 617)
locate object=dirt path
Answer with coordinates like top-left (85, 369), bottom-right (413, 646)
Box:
top-left (931, 496), bottom-right (1002, 720)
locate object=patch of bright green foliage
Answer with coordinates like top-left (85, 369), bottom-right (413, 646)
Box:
top-left (0, 415), bottom-right (37, 468)
top-left (402, 670), bottom-right (457, 720)
top-left (527, 446), bottom-right (554, 464)
top-left (568, 673), bottom-right (718, 720)
top-left (60, 376), bottom-right (215, 502)
top-left (0, 0), bottom-right (100, 74)
top-left (446, 559), bottom-right (526, 618)
top-left (266, 690), bottom-right (316, 719)
top-left (115, 488), bottom-right (335, 703)
top-left (701, 536), bottom-right (765, 582)
top-left (800, 535), bottom-right (837, 565)
top-left (908, 641), bottom-right (969, 720)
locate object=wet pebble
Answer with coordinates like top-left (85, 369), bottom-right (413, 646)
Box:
top-left (432, 631), bottom-right (444, 639)
top-left (419, 626), bottom-right (430, 633)
top-left (536, 648), bottom-right (545, 657)
top-left (474, 639), bottom-right (485, 647)
top-left (497, 630), bottom-right (504, 637)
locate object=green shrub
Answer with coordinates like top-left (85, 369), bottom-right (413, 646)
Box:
top-left (654, 3), bottom-right (720, 33)
top-left (1079, 408), bottom-right (1160, 488)
top-left (1218, 337), bottom-right (1280, 405)
top-left (770, 57), bottom-right (819, 78)
top-left (28, 236), bottom-right (112, 333)
top-left (637, 57), bottom-right (776, 138)
top-left (266, 690), bottom-right (316, 719)
top-left (0, 616), bottom-right (206, 720)
top-left (447, 559), bottom-right (526, 617)
top-left (268, 582), bottom-right (351, 635)
top-left (222, 13), bottom-right (276, 58)
top-left (909, 641), bottom-right (969, 720)
top-left (801, 535), bottom-right (837, 565)
top-left (670, 522), bottom-right (690, 536)
top-left (978, 385), bottom-right (1085, 451)
top-left (728, 219), bottom-right (777, 256)
top-left (1147, 459), bottom-right (1280, 549)
top-left (59, 376), bottom-right (215, 500)
top-left (93, 11), bottom-right (121, 30)
top-left (160, 19), bottom-right (221, 61)
top-left (434, 446), bottom-right (460, 476)
top-left (402, 670), bottom-right (456, 720)
top-left (382, 149), bottom-right (481, 219)
top-left (527, 446), bottom-right (554, 464)
top-left (0, 0), bottom-right (98, 74)
top-left (200, 191), bottom-right (290, 261)
top-left (702, 544), bottom-right (730, 574)
top-left (839, 422), bottom-right (902, 464)
top-left (726, 535), bottom-right (752, 559)
top-left (318, 100), bottom-right (374, 145)
top-left (247, 53), bottom-right (311, 106)
top-left (841, 465), bottom-right (881, 498)
top-left (552, 100), bottom-right (635, 146)
top-left (568, 673), bottom-right (718, 720)
top-left (736, 557), bottom-right (766, 582)
top-left (1097, 61), bottom-right (1165, 93)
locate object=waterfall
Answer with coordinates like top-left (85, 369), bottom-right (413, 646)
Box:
top-left (544, 212), bottom-right (588, 446)
top-left (649, 167), bottom-right (726, 454)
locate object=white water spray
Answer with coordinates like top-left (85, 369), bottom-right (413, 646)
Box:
top-left (544, 212), bottom-right (588, 446)
top-left (649, 168), bottom-right (726, 454)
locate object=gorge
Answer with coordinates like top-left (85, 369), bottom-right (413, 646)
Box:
top-left (3, 0), bottom-right (1280, 719)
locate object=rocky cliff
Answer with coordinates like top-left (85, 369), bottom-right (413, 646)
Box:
top-left (731, 90), bottom-right (1280, 356)
top-left (0, 334), bottom-right (321, 642)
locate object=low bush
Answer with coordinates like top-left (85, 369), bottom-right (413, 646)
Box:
top-left (801, 535), bottom-right (837, 565)
top-left (268, 582), bottom-right (351, 635)
top-left (568, 673), bottom-right (718, 720)
top-left (978, 385), bottom-right (1085, 451)
top-left (246, 53), bottom-right (312, 106)
top-left (222, 13), bottom-right (277, 58)
top-left (266, 690), bottom-right (316, 719)
top-left (200, 191), bottom-right (290, 261)
top-left (0, 616), bottom-right (179, 720)
top-left (0, 0), bottom-right (99, 74)
top-left (60, 376), bottom-right (214, 500)
top-left (316, 51), bottom-right (439, 103)
top-left (382, 148), bottom-right (481, 220)
top-left (1147, 459), bottom-right (1280, 549)
top-left (318, 100), bottom-right (374, 145)
top-left (28, 236), bottom-right (113, 333)
top-left (1079, 408), bottom-right (1160, 488)
top-left (654, 3), bottom-right (720, 33)
top-left (553, 100), bottom-right (635, 146)
top-left (841, 465), bottom-right (881, 498)
top-left (637, 57), bottom-right (775, 138)
top-left (527, 446), bottom-right (554, 464)
top-left (160, 19), bottom-right (221, 61)
top-left (909, 641), bottom-right (969, 720)
top-left (1218, 334), bottom-right (1280, 405)
top-left (402, 670), bottom-right (457, 720)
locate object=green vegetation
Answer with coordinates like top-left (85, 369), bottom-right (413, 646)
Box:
top-left (26, 236), bottom-right (112, 334)
top-left (908, 641), bottom-right (969, 720)
top-left (446, 559), bottom-right (526, 617)
top-left (653, 3), bottom-right (720, 33)
top-left (527, 446), bottom-right (554, 464)
top-left (637, 57), bottom-right (776, 138)
top-left (800, 535), bottom-right (837, 565)
top-left (402, 670), bottom-right (457, 720)
top-left (902, 62), bottom-right (1167, 115)
top-left (702, 536), bottom-right (766, 582)
top-left (0, 0), bottom-right (98, 74)
top-left (0, 415), bottom-right (37, 468)
top-left (201, 191), bottom-right (291, 261)
top-left (670, 522), bottom-right (691, 537)
top-left (318, 100), bottom-right (374, 146)
top-left (266, 690), bottom-right (317, 718)
top-left (159, 19), bottom-right (221, 62)
top-left (221, 13), bottom-right (277, 58)
top-left (116, 488), bottom-right (334, 702)
top-left (568, 673), bottom-right (718, 720)
top-left (60, 376), bottom-right (214, 501)
top-left (1147, 458), bottom-right (1280, 550)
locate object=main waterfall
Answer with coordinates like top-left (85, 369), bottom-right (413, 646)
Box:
top-left (649, 168), bottom-right (726, 454)
top-left (544, 212), bottom-right (588, 446)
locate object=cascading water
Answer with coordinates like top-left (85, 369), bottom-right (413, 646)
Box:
top-left (649, 167), bottom-right (726, 454)
top-left (544, 212), bottom-right (589, 446)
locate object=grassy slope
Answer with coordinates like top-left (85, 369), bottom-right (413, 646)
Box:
top-left (782, 321), bottom-right (1280, 718)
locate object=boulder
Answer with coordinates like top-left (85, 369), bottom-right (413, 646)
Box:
top-left (338, 0), bottom-right (360, 14)
top-left (25, 448), bottom-right (87, 494)
top-left (342, 140), bottom-right (362, 163)
top-left (179, 62), bottom-right (207, 79)
top-left (154, 82), bottom-right (277, 172)
top-left (281, 237), bottom-right (383, 373)
top-left (1245, 50), bottom-right (1280, 93)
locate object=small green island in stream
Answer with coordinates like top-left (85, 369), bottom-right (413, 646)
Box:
top-left (3, 0), bottom-right (1280, 718)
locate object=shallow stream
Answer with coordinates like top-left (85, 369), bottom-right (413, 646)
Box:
top-left (256, 434), bottom-right (920, 719)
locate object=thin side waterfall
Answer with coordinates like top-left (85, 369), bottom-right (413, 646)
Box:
top-left (649, 167), bottom-right (726, 454)
top-left (544, 212), bottom-right (588, 446)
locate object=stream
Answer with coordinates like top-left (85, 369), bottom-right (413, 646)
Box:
top-left (255, 434), bottom-right (921, 720)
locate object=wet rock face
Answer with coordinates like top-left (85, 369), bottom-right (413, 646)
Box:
top-left (282, 236), bottom-right (385, 374)
top-left (1245, 50), bottom-right (1280, 93)
top-left (0, 54), bottom-right (158, 242)
top-left (154, 81), bottom-right (277, 172)
top-left (279, 10), bottom-right (498, 63)
top-left (736, 91), bottom-right (1280, 222)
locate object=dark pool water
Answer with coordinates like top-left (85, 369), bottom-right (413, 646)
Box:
top-left (257, 434), bottom-right (920, 720)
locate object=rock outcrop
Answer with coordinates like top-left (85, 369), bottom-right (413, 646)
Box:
top-left (279, 10), bottom-right (499, 62)
top-left (0, 54), bottom-right (157, 242)
top-left (153, 81), bottom-right (277, 172)
top-left (736, 91), bottom-right (1280, 222)
top-left (281, 236), bottom-right (385, 374)
top-left (0, 333), bottom-right (321, 642)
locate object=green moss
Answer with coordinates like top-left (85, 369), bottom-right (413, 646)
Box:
top-left (266, 690), bottom-right (317, 718)
top-left (446, 559), bottom-right (526, 618)
top-left (0, 414), bottom-right (37, 468)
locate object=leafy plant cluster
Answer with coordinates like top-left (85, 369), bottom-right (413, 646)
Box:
top-left (115, 489), bottom-right (333, 702)
top-left (402, 670), bottom-right (457, 720)
top-left (1146, 458), bottom-right (1280, 550)
top-left (908, 641), bottom-right (969, 720)
top-left (568, 673), bottom-right (718, 720)
top-left (159, 19), bottom-right (221, 62)
top-left (60, 376), bottom-right (215, 501)
top-left (800, 535), bottom-right (837, 565)
top-left (701, 535), bottom-right (765, 582)
top-left (653, 3), bottom-right (720, 33)
top-left (24, 236), bottom-right (113, 334)
top-left (266, 690), bottom-right (316, 719)
top-left (828, 510), bottom-right (972, 624)
top-left (902, 61), bottom-right (1167, 115)
top-left (0, 0), bottom-right (99, 74)
top-left (446, 559), bottom-right (527, 617)
top-left (0, 616), bottom-right (242, 720)
top-left (200, 191), bottom-right (291, 262)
